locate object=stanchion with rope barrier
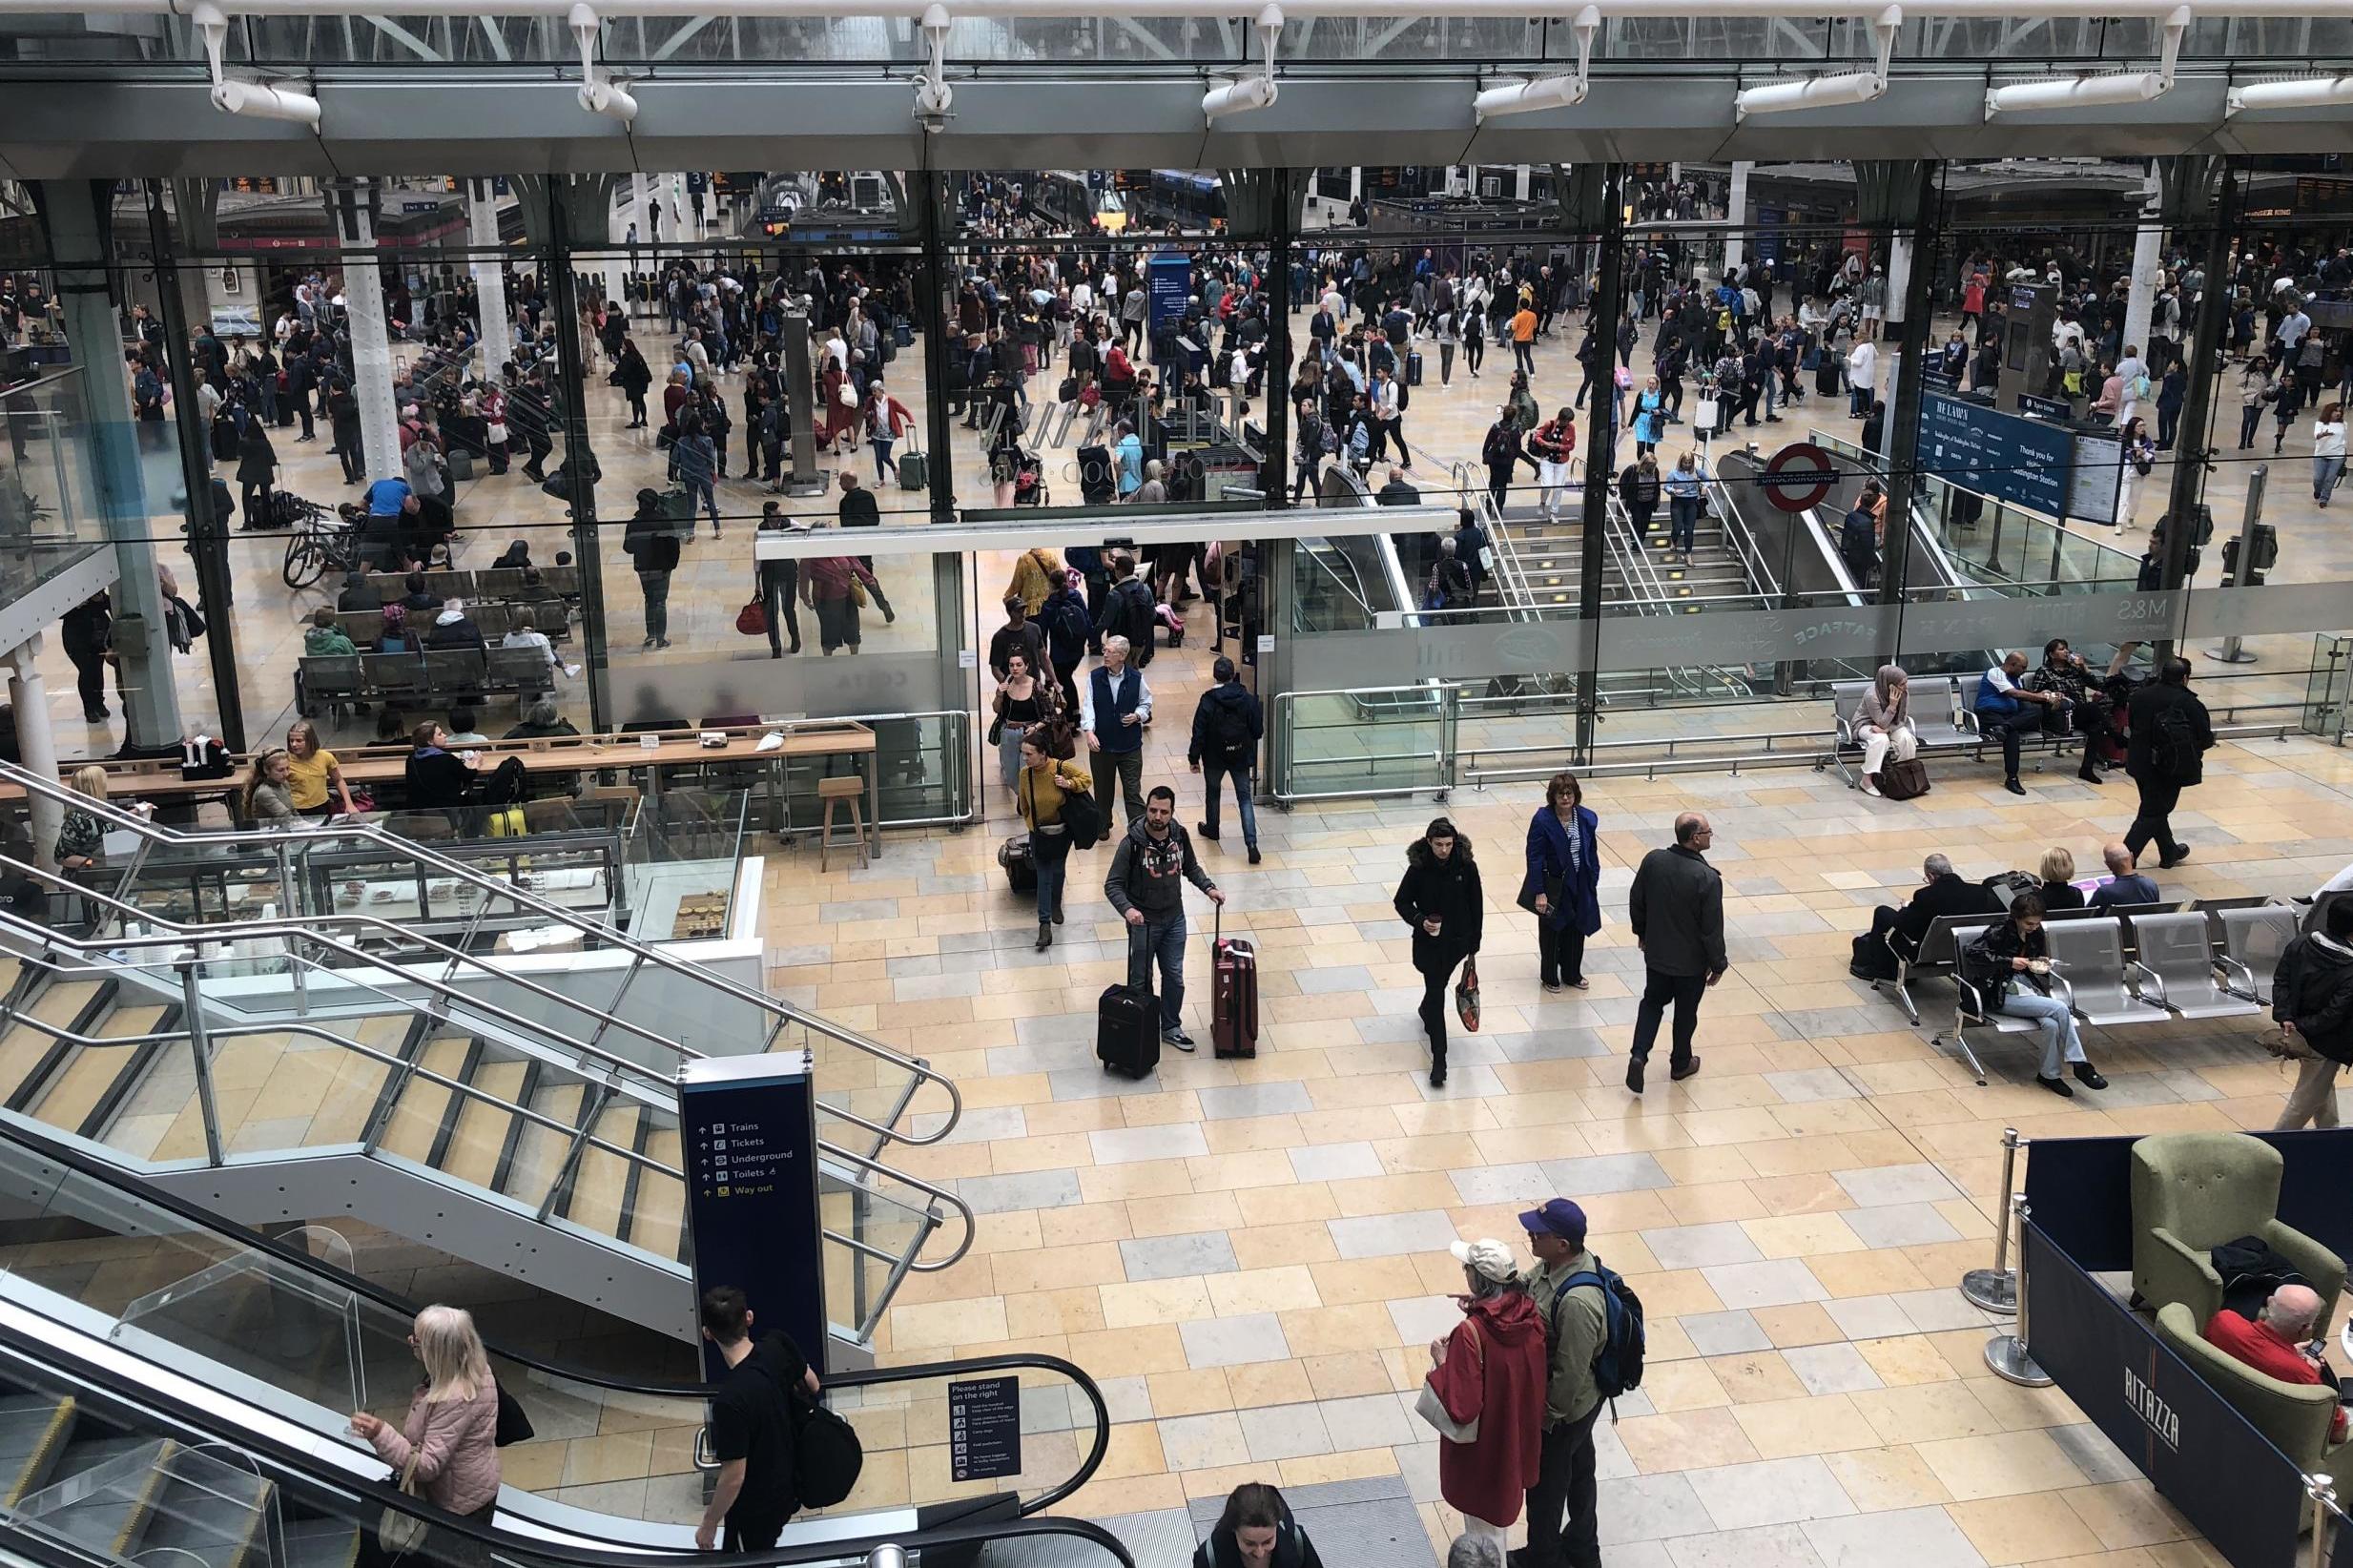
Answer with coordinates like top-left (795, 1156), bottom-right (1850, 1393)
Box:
top-left (2305, 1474), bottom-right (2340, 1568)
top-left (1984, 1194), bottom-right (2054, 1388)
top-left (1960, 1125), bottom-right (2024, 1315)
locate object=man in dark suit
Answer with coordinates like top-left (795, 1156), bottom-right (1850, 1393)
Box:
top-left (1851, 854), bottom-right (2004, 980)
top-left (2125, 656), bottom-right (2214, 871)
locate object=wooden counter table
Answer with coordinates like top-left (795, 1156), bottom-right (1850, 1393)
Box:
top-left (1, 722), bottom-right (884, 859)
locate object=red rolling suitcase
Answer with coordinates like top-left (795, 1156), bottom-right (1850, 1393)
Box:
top-left (1210, 906), bottom-right (1258, 1060)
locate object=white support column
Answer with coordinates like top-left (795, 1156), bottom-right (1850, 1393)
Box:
top-left (8, 638), bottom-right (60, 870)
top-left (1723, 160), bottom-right (1753, 274)
top-left (1879, 231), bottom-right (1915, 463)
top-left (330, 182), bottom-right (402, 485)
top-left (2122, 160), bottom-right (2164, 361)
top-left (669, 173), bottom-right (689, 238)
top-left (466, 177), bottom-right (514, 378)
top-left (1515, 165), bottom-right (1532, 202)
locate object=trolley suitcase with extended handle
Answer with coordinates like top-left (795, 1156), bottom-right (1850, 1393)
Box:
top-left (1210, 906), bottom-right (1258, 1060)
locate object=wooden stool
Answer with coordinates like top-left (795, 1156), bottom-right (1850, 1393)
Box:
top-left (816, 774), bottom-right (868, 872)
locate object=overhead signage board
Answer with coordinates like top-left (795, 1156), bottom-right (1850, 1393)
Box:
top-left (679, 1052), bottom-right (828, 1378)
top-left (1920, 390), bottom-right (2074, 520)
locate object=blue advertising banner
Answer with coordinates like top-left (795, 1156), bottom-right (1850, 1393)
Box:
top-left (1918, 390), bottom-right (2075, 519)
top-left (2021, 1130), bottom-right (2353, 1275)
top-left (679, 1053), bottom-right (828, 1380)
top-left (2021, 1221), bottom-right (2308, 1568)
top-left (1147, 254), bottom-right (1192, 332)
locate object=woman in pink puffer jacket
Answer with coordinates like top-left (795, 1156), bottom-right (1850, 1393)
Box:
top-left (352, 1305), bottom-right (503, 1520)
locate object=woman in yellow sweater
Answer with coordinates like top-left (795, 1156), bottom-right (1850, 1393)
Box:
top-left (1014, 723), bottom-right (1092, 950)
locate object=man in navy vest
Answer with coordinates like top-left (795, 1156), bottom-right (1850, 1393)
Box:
top-left (1081, 633), bottom-right (1152, 828)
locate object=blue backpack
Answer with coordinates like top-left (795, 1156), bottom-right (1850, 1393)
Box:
top-left (1550, 1263), bottom-right (1647, 1403)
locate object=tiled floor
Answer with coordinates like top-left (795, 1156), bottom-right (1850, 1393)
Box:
top-left (777, 713), bottom-right (2353, 1565)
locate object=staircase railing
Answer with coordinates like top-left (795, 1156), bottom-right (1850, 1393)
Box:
top-left (1601, 495), bottom-right (1750, 701)
top-left (0, 912), bottom-right (977, 1297)
top-left (0, 760), bottom-right (960, 1164)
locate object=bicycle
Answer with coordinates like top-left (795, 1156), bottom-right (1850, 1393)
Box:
top-left (280, 497), bottom-right (362, 589)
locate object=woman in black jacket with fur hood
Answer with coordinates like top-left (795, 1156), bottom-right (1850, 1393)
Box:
top-left (1393, 816), bottom-right (1483, 1088)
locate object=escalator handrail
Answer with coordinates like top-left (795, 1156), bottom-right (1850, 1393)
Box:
top-left (0, 1319), bottom-right (1134, 1568)
top-left (0, 759), bottom-right (964, 1153)
top-left (0, 1118), bottom-right (1104, 1515)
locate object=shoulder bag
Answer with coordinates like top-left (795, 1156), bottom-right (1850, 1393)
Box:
top-left (1413, 1320), bottom-right (1482, 1442)
top-left (1455, 958), bottom-right (1482, 1032)
top-left (378, 1442), bottom-right (429, 1558)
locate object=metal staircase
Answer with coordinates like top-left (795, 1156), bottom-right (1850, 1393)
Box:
top-left (0, 763), bottom-right (969, 1353)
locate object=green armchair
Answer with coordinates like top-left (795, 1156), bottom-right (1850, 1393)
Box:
top-left (2154, 1303), bottom-right (2352, 1525)
top-left (2130, 1132), bottom-right (2345, 1328)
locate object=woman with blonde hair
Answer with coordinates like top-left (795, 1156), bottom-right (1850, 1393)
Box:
top-left (2038, 846), bottom-right (2085, 910)
top-left (56, 765), bottom-right (111, 874)
top-left (351, 1305), bottom-right (502, 1522)
top-left (286, 718), bottom-right (360, 819)
top-left (239, 748), bottom-right (299, 828)
top-left (1006, 545), bottom-right (1063, 618)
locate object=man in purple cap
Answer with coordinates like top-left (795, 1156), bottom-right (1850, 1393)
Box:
top-left (1517, 1198), bottom-right (1606, 1568)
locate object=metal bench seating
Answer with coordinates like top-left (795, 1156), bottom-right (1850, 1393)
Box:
top-left (2045, 918), bottom-right (2170, 1028)
top-left (2219, 905), bottom-right (2301, 1003)
top-left (2130, 912), bottom-right (2264, 1021)
top-left (1824, 675), bottom-right (1969, 787)
top-left (1940, 921), bottom-right (2074, 1085)
top-left (1954, 671), bottom-right (2080, 769)
top-left (1878, 902), bottom-right (2151, 1026)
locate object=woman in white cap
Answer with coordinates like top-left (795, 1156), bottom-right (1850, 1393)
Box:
top-left (1419, 1238), bottom-right (1549, 1543)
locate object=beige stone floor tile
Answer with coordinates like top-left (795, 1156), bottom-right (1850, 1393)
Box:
top-left (1847, 1381), bottom-right (2006, 1445)
top-left (1230, 1221), bottom-right (1343, 1271)
top-left (1751, 1302), bottom-right (1846, 1348)
top-left (1823, 1445), bottom-right (1959, 1511)
top-left (1125, 1192), bottom-right (1248, 1238)
top-left (2062, 1481), bottom-right (2198, 1550)
top-left (1640, 1359), bottom-right (1732, 1413)
top-left (993, 1243), bottom-right (1124, 1295)
top-left (1302, 1351), bottom-right (1397, 1400)
top-left (1308, 1256), bottom-right (1433, 1305)
top-left (1065, 1324), bottom-right (1189, 1376)
top-left (1948, 1492), bottom-right (2114, 1563)
top-left (1236, 1184), bottom-right (1342, 1226)
top-left (1742, 1211), bottom-right (1870, 1259)
top-left (1278, 1447), bottom-right (1403, 1488)
top-left (1623, 1268), bottom-right (1723, 1318)
top-left (1713, 1349), bottom-right (1812, 1404)
top-left (1037, 1205), bottom-right (1133, 1248)
top-left (1615, 1407), bottom-right (1765, 1473)
top-left (1099, 1277), bottom-right (1216, 1329)
top-left (1003, 1287), bottom-right (1108, 1339)
top-left (1279, 1302), bottom-right (1405, 1357)
top-left (1731, 1393), bottom-right (1887, 1457)
top-left (1806, 1247), bottom-right (1935, 1297)
top-left (1915, 1428), bottom-right (2091, 1501)
top-left (1856, 1333), bottom-right (1966, 1387)
top-left (1206, 1264), bottom-right (1324, 1316)
top-left (1223, 1359), bottom-right (1316, 1409)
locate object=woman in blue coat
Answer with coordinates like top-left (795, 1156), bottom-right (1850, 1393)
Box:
top-left (1520, 772), bottom-right (1601, 990)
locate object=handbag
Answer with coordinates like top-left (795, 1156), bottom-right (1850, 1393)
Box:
top-left (1879, 757), bottom-right (1931, 800)
top-left (494, 1384), bottom-right (535, 1448)
top-left (379, 1445), bottom-right (429, 1558)
top-left (735, 599), bottom-right (768, 637)
top-left (850, 579), bottom-right (869, 609)
top-left (1455, 958), bottom-right (1482, 1032)
top-left (1413, 1322), bottom-right (1482, 1442)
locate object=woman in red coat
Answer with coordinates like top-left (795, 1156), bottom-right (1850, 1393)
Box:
top-left (1424, 1238), bottom-right (1550, 1538)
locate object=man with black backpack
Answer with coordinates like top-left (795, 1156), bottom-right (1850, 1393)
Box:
top-left (1518, 1197), bottom-right (1640, 1568)
top-left (697, 1286), bottom-right (815, 1551)
top-left (1187, 656), bottom-right (1263, 865)
top-left (2125, 656), bottom-right (2213, 871)
top-left (1094, 554), bottom-right (1158, 669)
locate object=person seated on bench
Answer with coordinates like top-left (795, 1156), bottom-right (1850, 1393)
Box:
top-left (340, 570), bottom-right (385, 613)
top-left (2204, 1285), bottom-right (2348, 1440)
top-left (1852, 663), bottom-right (1916, 798)
top-left (401, 571), bottom-right (443, 616)
top-left (377, 604), bottom-right (423, 655)
top-left (492, 540), bottom-right (532, 569)
top-left (428, 602), bottom-right (486, 652)
top-left (1975, 650), bottom-right (2069, 796)
top-left (2087, 843), bottom-right (2159, 910)
top-left (2037, 846), bottom-right (2086, 910)
top-left (2027, 637), bottom-right (2112, 785)
top-left (503, 608), bottom-right (562, 691)
top-left (1962, 893), bottom-right (2108, 1097)
top-left (305, 606), bottom-right (358, 659)
top-left (1852, 853), bottom-right (2003, 980)
top-left (505, 699), bottom-right (579, 741)
top-left (444, 707), bottom-right (491, 746)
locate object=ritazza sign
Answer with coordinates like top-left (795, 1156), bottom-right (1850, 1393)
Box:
top-left (2021, 1221), bottom-right (2305, 1568)
top-left (2122, 1364), bottom-right (2181, 1453)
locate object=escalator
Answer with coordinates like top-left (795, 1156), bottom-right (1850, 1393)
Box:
top-left (0, 761), bottom-right (971, 1356)
top-left (0, 1119), bottom-right (1123, 1568)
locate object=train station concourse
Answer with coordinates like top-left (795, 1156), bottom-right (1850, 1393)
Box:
top-left (1, 14), bottom-right (2352, 1568)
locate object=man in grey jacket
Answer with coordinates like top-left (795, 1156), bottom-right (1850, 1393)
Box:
top-left (1106, 786), bottom-right (1225, 1049)
top-left (1623, 812), bottom-right (1726, 1094)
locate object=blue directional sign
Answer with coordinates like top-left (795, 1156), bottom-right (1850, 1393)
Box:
top-left (1918, 391), bottom-right (2075, 520)
top-left (1147, 254), bottom-right (1192, 331)
top-left (680, 1053), bottom-right (828, 1379)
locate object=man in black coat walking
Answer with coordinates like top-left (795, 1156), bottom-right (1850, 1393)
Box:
top-left (1624, 812), bottom-right (1726, 1094)
top-left (2124, 656), bottom-right (2214, 870)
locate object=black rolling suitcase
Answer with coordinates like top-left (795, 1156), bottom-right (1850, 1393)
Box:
top-left (1406, 348), bottom-right (1424, 387)
top-left (1097, 983), bottom-right (1161, 1078)
top-left (999, 834), bottom-right (1037, 894)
